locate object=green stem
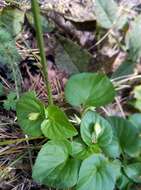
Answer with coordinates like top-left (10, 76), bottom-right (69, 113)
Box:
top-left (31, 0), bottom-right (53, 105)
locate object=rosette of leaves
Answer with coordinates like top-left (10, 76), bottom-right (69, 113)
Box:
top-left (16, 73), bottom-right (141, 189)
top-left (32, 110), bottom-right (121, 189)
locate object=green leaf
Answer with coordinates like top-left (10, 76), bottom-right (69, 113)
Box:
top-left (0, 7), bottom-right (25, 37)
top-left (32, 140), bottom-right (80, 189)
top-left (57, 35), bottom-right (93, 72)
top-left (16, 92), bottom-right (45, 137)
top-left (41, 105), bottom-right (77, 140)
top-left (71, 138), bottom-right (101, 160)
top-left (108, 117), bottom-right (141, 157)
top-left (117, 173), bottom-right (130, 190)
top-left (124, 163), bottom-right (141, 183)
top-left (129, 114), bottom-right (141, 133)
top-left (95, 0), bottom-right (127, 29)
top-left (103, 136), bottom-right (121, 158)
top-left (65, 73), bottom-right (115, 108)
top-left (3, 92), bottom-right (17, 110)
top-left (77, 154), bottom-right (121, 190)
top-left (80, 111), bottom-right (113, 148)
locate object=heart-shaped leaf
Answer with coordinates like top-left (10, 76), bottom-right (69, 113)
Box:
top-left (65, 73), bottom-right (115, 108)
top-left (80, 111), bottom-right (113, 148)
top-left (16, 92), bottom-right (45, 137)
top-left (41, 105), bottom-right (77, 140)
top-left (124, 163), bottom-right (141, 183)
top-left (77, 154), bottom-right (121, 190)
top-left (32, 140), bottom-right (80, 189)
top-left (108, 117), bottom-right (141, 157)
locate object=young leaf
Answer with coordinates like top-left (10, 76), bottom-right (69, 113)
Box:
top-left (32, 140), bottom-right (81, 189)
top-left (80, 111), bottom-right (113, 148)
top-left (77, 154), bottom-right (121, 190)
top-left (41, 105), bottom-right (77, 140)
top-left (124, 163), bottom-right (141, 183)
top-left (71, 138), bottom-right (101, 160)
top-left (108, 117), bottom-right (141, 157)
top-left (16, 92), bottom-right (45, 137)
top-left (65, 73), bottom-right (115, 108)
top-left (95, 0), bottom-right (127, 29)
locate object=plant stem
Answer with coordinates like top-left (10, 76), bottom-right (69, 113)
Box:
top-left (31, 0), bottom-right (53, 105)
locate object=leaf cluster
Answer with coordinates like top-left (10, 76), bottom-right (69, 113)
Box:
top-left (16, 73), bottom-right (141, 190)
